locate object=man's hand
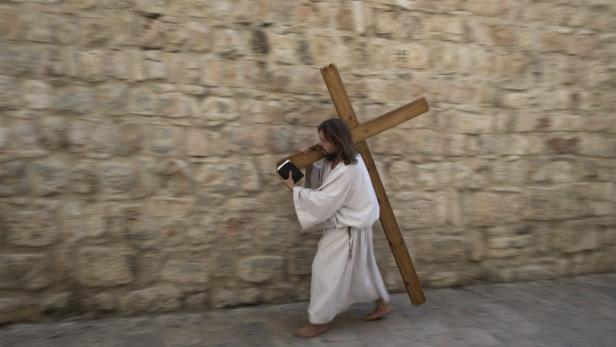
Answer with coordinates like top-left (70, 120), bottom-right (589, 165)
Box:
top-left (281, 171), bottom-right (295, 192)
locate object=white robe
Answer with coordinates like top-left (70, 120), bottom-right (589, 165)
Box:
top-left (292, 154), bottom-right (390, 324)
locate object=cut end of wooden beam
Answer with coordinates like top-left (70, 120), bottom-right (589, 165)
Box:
top-left (321, 63), bottom-right (337, 71)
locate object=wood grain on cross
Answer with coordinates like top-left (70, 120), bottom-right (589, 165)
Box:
top-left (278, 64), bottom-right (428, 306)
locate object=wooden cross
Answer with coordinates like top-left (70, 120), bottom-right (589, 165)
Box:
top-left (279, 64), bottom-right (428, 306)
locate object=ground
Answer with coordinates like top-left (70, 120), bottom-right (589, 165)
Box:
top-left (1, 273), bottom-right (615, 347)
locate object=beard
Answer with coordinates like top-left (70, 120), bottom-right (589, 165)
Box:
top-left (324, 150), bottom-right (339, 162)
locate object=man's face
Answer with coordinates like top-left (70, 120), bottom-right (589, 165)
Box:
top-left (318, 130), bottom-right (338, 160)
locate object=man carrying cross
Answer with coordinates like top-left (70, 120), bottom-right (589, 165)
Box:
top-left (280, 118), bottom-right (393, 338)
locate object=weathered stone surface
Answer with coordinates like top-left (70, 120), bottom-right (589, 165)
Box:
top-left (77, 247), bottom-right (135, 287)
top-left (557, 221), bottom-right (600, 254)
top-left (144, 196), bottom-right (193, 218)
top-left (145, 125), bottom-right (185, 156)
top-left (41, 292), bottom-right (73, 314)
top-left (0, 44), bottom-right (45, 76)
top-left (68, 160), bottom-right (100, 194)
top-left (0, 297), bottom-right (40, 324)
top-left (184, 292), bottom-right (208, 309)
top-left (4, 210), bottom-right (58, 247)
top-left (98, 83), bottom-right (128, 115)
top-left (288, 248), bottom-right (315, 275)
top-left (61, 202), bottom-right (107, 243)
top-left (198, 97), bottom-right (237, 126)
top-left (99, 160), bottom-right (139, 196)
top-left (120, 285), bottom-right (181, 314)
top-left (186, 128), bottom-right (227, 156)
top-left (464, 192), bottom-right (523, 226)
top-left (237, 255), bottom-right (284, 283)
top-left (0, 75), bottom-right (23, 109)
top-left (52, 86), bottom-right (95, 114)
top-left (394, 192), bottom-right (445, 229)
top-left (0, 160), bottom-right (30, 197)
top-left (23, 80), bottom-right (50, 109)
top-left (160, 258), bottom-right (208, 285)
top-left (81, 293), bottom-right (117, 312)
top-left (486, 225), bottom-right (535, 258)
top-left (0, 254), bottom-right (52, 290)
top-left (193, 158), bottom-right (259, 195)
top-left (67, 120), bottom-right (117, 158)
top-left (210, 288), bottom-right (240, 309)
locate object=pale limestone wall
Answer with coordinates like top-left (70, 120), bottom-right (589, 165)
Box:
top-left (0, 0), bottom-right (615, 324)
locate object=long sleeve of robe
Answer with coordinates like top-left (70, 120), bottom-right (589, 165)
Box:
top-left (293, 155), bottom-right (380, 231)
top-left (291, 154), bottom-right (389, 324)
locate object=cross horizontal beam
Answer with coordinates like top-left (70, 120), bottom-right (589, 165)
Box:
top-left (278, 97), bottom-right (429, 169)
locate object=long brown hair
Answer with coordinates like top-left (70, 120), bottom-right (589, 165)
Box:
top-left (318, 118), bottom-right (358, 165)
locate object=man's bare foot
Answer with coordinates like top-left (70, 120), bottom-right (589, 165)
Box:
top-left (363, 303), bottom-right (393, 321)
top-left (294, 323), bottom-right (329, 338)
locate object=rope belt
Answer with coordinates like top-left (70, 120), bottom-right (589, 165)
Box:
top-left (347, 226), bottom-right (353, 259)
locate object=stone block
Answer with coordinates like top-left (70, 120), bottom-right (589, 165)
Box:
top-left (22, 80), bottom-right (50, 110)
top-left (237, 255), bottom-right (284, 283)
top-left (31, 158), bottom-right (67, 196)
top-left (160, 258), bottom-right (209, 285)
top-left (451, 159), bottom-right (489, 190)
top-left (446, 112), bottom-right (493, 134)
top-left (145, 125), bottom-right (185, 156)
top-left (0, 44), bottom-right (44, 76)
top-left (0, 7), bottom-right (21, 40)
top-left (0, 75), bottom-right (23, 109)
top-left (79, 50), bottom-right (106, 81)
top-left (198, 96), bottom-right (237, 126)
top-left (185, 293), bottom-right (208, 310)
top-left (80, 16), bottom-right (111, 46)
top-left (186, 129), bottom-right (224, 157)
top-left (61, 201), bottom-right (107, 243)
top-left (431, 237), bottom-right (469, 263)
top-left (98, 83), bottom-right (128, 115)
top-left (194, 158), bottom-right (259, 195)
top-left (558, 222), bottom-right (600, 253)
top-left (4, 209), bottom-right (58, 247)
top-left (128, 85), bottom-right (158, 115)
top-left (0, 160), bottom-right (29, 197)
top-left (288, 248), bottom-right (315, 275)
top-left (387, 160), bottom-right (416, 191)
top-left (0, 254), bottom-right (52, 290)
top-left (81, 293), bottom-right (117, 312)
top-left (77, 247), bottom-right (135, 287)
top-left (464, 192), bottom-right (523, 226)
top-left (491, 158), bottom-right (528, 185)
top-left (52, 86), bottom-right (95, 114)
top-left (120, 285), bottom-right (181, 314)
top-left (390, 43), bottom-right (429, 69)
top-left (394, 192), bottom-right (445, 229)
top-left (579, 135), bottom-right (616, 158)
top-left (486, 226), bottom-right (533, 258)
top-left (99, 160), bottom-right (139, 196)
top-left (41, 292), bottom-right (73, 314)
top-left (107, 49), bottom-right (141, 80)
top-left (115, 123), bottom-right (143, 156)
top-left (0, 297), bottom-right (40, 324)
top-left (144, 196), bottom-right (193, 219)
top-left (68, 160), bottom-right (100, 194)
top-left (67, 120), bottom-right (117, 158)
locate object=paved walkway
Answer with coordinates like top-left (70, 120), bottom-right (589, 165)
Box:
top-left (1, 273), bottom-right (615, 347)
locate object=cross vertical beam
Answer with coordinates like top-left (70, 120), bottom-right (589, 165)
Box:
top-left (320, 64), bottom-right (426, 306)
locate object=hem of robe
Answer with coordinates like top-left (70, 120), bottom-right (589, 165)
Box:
top-left (307, 226), bottom-right (390, 325)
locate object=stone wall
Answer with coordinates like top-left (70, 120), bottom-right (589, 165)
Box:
top-left (0, 0), bottom-right (615, 324)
